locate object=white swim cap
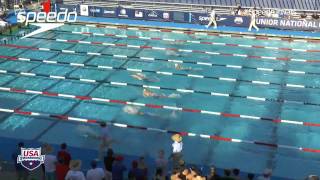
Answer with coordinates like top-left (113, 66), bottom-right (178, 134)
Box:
top-left (123, 105), bottom-right (140, 114)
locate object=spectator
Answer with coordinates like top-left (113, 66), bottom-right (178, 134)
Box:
top-left (312, 13), bottom-right (319, 19)
top-left (104, 148), bottom-right (115, 172)
top-left (56, 158), bottom-right (69, 180)
top-left (248, 173), bottom-right (255, 180)
top-left (220, 169), bottom-right (235, 180)
top-left (154, 167), bottom-right (166, 180)
top-left (235, 5), bottom-right (241, 15)
top-left (43, 144), bottom-right (57, 180)
top-left (112, 156), bottom-right (127, 180)
top-left (128, 160), bottom-right (144, 180)
top-left (86, 160), bottom-right (105, 180)
top-left (257, 169), bottom-right (272, 180)
top-left (57, 143), bottom-right (71, 165)
top-left (155, 149), bottom-right (167, 175)
top-left (105, 169), bottom-right (112, 180)
top-left (186, 167), bottom-right (198, 179)
top-left (12, 142), bottom-right (29, 180)
top-left (232, 168), bottom-right (241, 180)
top-left (138, 156), bottom-right (148, 179)
top-left (99, 122), bottom-right (112, 161)
top-left (301, 12), bottom-right (307, 18)
top-left (65, 160), bottom-right (86, 180)
top-left (171, 134), bottom-right (183, 170)
top-left (307, 175), bottom-right (320, 180)
top-left (207, 166), bottom-right (220, 180)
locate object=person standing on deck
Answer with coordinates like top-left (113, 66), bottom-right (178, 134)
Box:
top-left (170, 134), bottom-right (183, 170)
top-left (248, 10), bottom-right (259, 31)
top-left (206, 9), bottom-right (217, 29)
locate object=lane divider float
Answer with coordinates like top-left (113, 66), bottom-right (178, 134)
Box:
top-left (0, 74), bottom-right (320, 127)
top-left (0, 107), bottom-right (319, 153)
top-left (20, 36), bottom-right (320, 63)
top-left (81, 23), bottom-right (320, 43)
top-left (1, 54), bottom-right (320, 108)
top-left (0, 45), bottom-right (317, 90)
top-left (50, 29), bottom-right (320, 53)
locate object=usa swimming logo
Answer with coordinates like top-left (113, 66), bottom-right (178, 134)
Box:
top-left (17, 148), bottom-right (45, 171)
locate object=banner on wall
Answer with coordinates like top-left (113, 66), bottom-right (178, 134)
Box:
top-left (57, 4), bottom-right (77, 13)
top-left (256, 17), bottom-right (320, 31)
top-left (56, 4), bottom-right (320, 31)
top-left (80, 4), bottom-right (89, 16)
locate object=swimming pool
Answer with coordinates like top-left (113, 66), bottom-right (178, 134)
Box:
top-left (0, 22), bottom-right (320, 179)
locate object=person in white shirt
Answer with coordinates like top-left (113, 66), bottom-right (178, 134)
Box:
top-left (248, 10), bottom-right (259, 31)
top-left (171, 134), bottom-right (183, 170)
top-left (86, 160), bottom-right (105, 180)
top-left (65, 160), bottom-right (86, 180)
top-left (43, 144), bottom-right (57, 180)
top-left (206, 9), bottom-right (217, 29)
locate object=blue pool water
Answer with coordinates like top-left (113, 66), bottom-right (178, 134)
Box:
top-left (0, 23), bottom-right (320, 179)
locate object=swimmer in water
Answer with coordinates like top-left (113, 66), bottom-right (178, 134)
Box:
top-left (175, 63), bottom-right (192, 71)
top-left (131, 73), bottom-right (159, 82)
top-left (123, 105), bottom-right (178, 118)
top-left (123, 105), bottom-right (144, 115)
top-left (174, 63), bottom-right (202, 72)
top-left (166, 50), bottom-right (181, 57)
top-left (143, 88), bottom-right (165, 98)
top-left (143, 88), bottom-right (181, 98)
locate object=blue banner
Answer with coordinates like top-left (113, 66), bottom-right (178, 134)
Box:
top-left (56, 4), bottom-right (320, 31)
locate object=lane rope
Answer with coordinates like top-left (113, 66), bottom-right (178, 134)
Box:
top-left (0, 107), bottom-right (319, 153)
top-left (7, 39), bottom-right (320, 76)
top-left (81, 23), bottom-right (320, 43)
top-left (1, 44), bottom-right (318, 90)
top-left (50, 29), bottom-right (320, 53)
top-left (1, 54), bottom-right (320, 107)
top-left (20, 35), bottom-right (320, 63)
top-left (0, 72), bottom-right (320, 127)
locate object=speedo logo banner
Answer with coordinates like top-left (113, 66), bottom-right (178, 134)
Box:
top-left (17, 0), bottom-right (77, 25)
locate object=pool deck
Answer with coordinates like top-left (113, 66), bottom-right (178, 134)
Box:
top-left (78, 16), bottom-right (320, 39)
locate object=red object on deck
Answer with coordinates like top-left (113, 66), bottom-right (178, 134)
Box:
top-left (42, 0), bottom-right (51, 14)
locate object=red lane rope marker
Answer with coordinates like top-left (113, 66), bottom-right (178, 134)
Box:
top-left (82, 24), bottom-right (320, 44)
top-left (0, 107), bottom-right (318, 153)
top-left (1, 86), bottom-right (320, 127)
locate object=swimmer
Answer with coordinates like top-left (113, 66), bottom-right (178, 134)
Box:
top-left (143, 88), bottom-right (165, 98)
top-left (123, 105), bottom-right (144, 115)
top-left (165, 50), bottom-right (181, 57)
top-left (143, 88), bottom-right (181, 99)
top-left (175, 63), bottom-right (202, 72)
top-left (175, 63), bottom-right (192, 71)
top-left (131, 73), bottom-right (159, 82)
top-left (123, 105), bottom-right (178, 119)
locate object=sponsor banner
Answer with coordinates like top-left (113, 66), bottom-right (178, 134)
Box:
top-left (144, 10), bottom-right (172, 21)
top-left (101, 7), bottom-right (117, 17)
top-left (88, 6), bottom-right (103, 17)
top-left (134, 10), bottom-right (144, 18)
top-left (57, 4), bottom-right (77, 13)
top-left (256, 17), bottom-right (320, 31)
top-left (190, 13), bottom-right (250, 27)
top-left (117, 8), bottom-right (134, 18)
top-left (56, 4), bottom-right (320, 31)
top-left (80, 4), bottom-right (89, 16)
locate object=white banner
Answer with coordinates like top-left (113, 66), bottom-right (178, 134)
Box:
top-left (80, 5), bottom-right (89, 16)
